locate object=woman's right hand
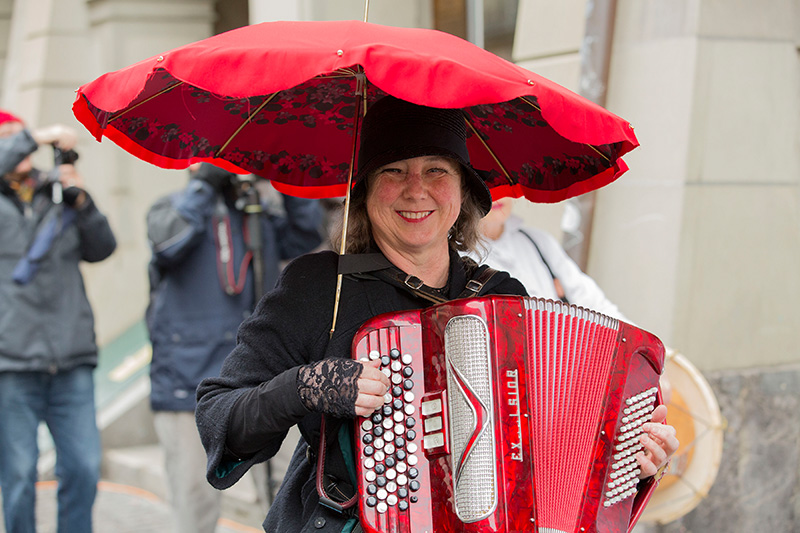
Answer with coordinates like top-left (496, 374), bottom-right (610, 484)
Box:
top-left (297, 358), bottom-right (390, 419)
top-left (355, 359), bottom-right (391, 417)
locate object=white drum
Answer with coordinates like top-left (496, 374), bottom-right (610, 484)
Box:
top-left (639, 349), bottom-right (725, 524)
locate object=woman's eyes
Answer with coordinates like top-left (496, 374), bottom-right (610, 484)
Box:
top-left (380, 167), bottom-right (451, 176)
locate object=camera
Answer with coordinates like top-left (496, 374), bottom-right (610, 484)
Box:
top-left (53, 145), bottom-right (79, 166)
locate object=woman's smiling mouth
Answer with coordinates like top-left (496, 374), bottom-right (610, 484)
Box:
top-left (397, 210), bottom-right (433, 221)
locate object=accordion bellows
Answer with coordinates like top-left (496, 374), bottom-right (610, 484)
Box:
top-left (352, 296), bottom-right (665, 533)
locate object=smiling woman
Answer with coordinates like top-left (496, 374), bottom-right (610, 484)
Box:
top-left (194, 96), bottom-right (529, 532)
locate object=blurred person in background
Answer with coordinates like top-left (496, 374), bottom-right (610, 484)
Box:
top-left (468, 196), bottom-right (627, 320)
top-left (145, 162), bottom-right (323, 533)
top-left (0, 110), bottom-right (117, 533)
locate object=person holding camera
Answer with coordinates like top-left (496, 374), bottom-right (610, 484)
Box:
top-left (0, 110), bottom-right (117, 533)
top-left (145, 162), bottom-right (323, 533)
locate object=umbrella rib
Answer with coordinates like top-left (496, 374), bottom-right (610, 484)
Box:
top-left (519, 95), bottom-right (613, 163)
top-left (216, 93), bottom-right (277, 158)
top-left (463, 113), bottom-right (516, 186)
top-left (109, 80), bottom-right (185, 121)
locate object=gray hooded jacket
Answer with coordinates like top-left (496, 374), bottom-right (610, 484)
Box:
top-left (0, 130), bottom-right (116, 373)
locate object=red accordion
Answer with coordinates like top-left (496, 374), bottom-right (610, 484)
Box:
top-left (351, 296), bottom-right (665, 533)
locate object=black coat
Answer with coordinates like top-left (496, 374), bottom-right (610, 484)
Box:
top-left (196, 249), bottom-right (526, 532)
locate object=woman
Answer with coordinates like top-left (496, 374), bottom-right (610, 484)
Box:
top-left (195, 96), bottom-right (677, 532)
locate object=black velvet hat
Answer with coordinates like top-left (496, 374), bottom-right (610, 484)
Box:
top-left (354, 96), bottom-right (492, 215)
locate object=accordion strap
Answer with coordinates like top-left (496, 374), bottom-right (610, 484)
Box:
top-left (368, 261), bottom-right (499, 304)
top-left (316, 415), bottom-right (358, 513)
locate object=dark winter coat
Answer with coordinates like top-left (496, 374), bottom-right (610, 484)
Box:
top-left (195, 248), bottom-right (527, 532)
top-left (146, 179), bottom-right (323, 411)
top-left (0, 130), bottom-right (116, 373)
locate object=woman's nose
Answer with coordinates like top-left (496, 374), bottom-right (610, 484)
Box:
top-left (403, 172), bottom-right (426, 198)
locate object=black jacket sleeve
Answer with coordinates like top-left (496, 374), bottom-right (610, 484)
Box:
top-left (195, 251), bottom-right (337, 488)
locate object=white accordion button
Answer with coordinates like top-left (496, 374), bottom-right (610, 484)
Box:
top-left (423, 432), bottom-right (444, 450)
top-left (402, 353), bottom-right (413, 365)
top-left (369, 350), bottom-right (380, 360)
top-left (376, 502), bottom-right (388, 513)
top-left (424, 416), bottom-right (443, 433)
top-left (421, 398), bottom-right (442, 416)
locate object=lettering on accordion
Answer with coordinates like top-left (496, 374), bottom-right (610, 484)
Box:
top-left (351, 296), bottom-right (665, 533)
top-left (505, 369), bottom-right (524, 462)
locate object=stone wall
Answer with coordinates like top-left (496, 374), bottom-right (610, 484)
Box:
top-left (636, 363), bottom-right (800, 532)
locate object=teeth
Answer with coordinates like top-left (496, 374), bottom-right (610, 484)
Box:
top-left (399, 211), bottom-right (432, 219)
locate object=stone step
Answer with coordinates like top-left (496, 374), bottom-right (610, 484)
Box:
top-left (102, 425), bottom-right (300, 530)
top-left (102, 444), bottom-right (268, 530)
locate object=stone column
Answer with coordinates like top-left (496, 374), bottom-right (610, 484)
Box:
top-left (592, 0), bottom-right (799, 370)
top-left (79, 0), bottom-right (215, 343)
top-left (0, 0), bottom-right (13, 95)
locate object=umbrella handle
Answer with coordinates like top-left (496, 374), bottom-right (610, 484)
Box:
top-left (329, 71), bottom-right (367, 338)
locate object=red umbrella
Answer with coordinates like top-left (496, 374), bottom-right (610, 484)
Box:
top-left (72, 19), bottom-right (638, 204)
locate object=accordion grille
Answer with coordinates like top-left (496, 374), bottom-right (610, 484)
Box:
top-left (525, 299), bottom-right (620, 533)
top-left (444, 315), bottom-right (497, 523)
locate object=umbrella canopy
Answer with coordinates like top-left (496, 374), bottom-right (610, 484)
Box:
top-left (73, 19), bottom-right (638, 203)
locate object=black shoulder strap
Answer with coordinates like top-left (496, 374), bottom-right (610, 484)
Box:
top-left (457, 262), bottom-right (499, 299)
top-left (518, 228), bottom-right (557, 281)
top-left (517, 228), bottom-right (569, 304)
top-left (365, 256), bottom-right (500, 304)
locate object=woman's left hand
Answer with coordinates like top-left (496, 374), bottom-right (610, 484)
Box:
top-left (636, 404), bottom-right (679, 479)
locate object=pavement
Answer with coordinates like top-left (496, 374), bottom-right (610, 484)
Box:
top-left (0, 480), bottom-right (263, 533)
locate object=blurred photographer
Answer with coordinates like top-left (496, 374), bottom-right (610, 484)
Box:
top-left (0, 110), bottom-right (116, 533)
top-left (145, 163), bottom-right (323, 533)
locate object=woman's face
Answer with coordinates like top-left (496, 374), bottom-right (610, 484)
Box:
top-left (367, 155), bottom-right (463, 259)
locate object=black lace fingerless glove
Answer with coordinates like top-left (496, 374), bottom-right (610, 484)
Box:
top-left (296, 358), bottom-right (364, 419)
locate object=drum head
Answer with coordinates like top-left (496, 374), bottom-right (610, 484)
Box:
top-left (639, 350), bottom-right (724, 525)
